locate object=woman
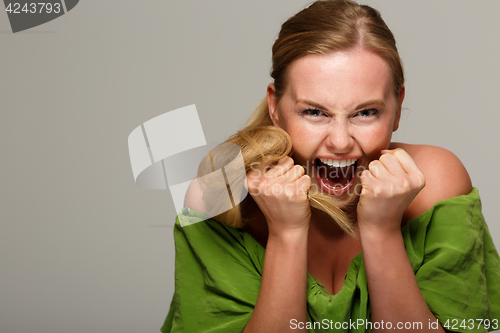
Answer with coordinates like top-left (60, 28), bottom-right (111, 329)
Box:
top-left (162, 1), bottom-right (500, 332)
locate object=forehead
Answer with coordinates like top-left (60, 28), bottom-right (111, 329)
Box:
top-left (284, 49), bottom-right (394, 109)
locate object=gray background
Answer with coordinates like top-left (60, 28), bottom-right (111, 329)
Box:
top-left (1, 1), bottom-right (499, 332)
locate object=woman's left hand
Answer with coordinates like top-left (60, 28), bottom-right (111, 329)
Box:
top-left (357, 148), bottom-right (425, 236)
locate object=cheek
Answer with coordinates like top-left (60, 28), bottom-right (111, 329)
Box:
top-left (286, 126), bottom-right (323, 164)
top-left (289, 132), bottom-right (314, 159)
top-left (358, 125), bottom-right (393, 157)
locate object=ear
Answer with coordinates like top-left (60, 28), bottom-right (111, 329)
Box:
top-left (393, 85), bottom-right (405, 132)
top-left (267, 83), bottom-right (280, 126)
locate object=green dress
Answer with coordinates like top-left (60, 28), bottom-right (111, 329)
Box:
top-left (161, 188), bottom-right (500, 332)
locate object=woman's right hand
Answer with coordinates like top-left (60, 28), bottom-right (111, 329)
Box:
top-left (246, 156), bottom-right (312, 235)
top-left (244, 156), bottom-right (311, 333)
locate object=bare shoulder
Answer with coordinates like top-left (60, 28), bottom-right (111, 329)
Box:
top-left (391, 142), bottom-right (473, 222)
top-left (183, 178), bottom-right (207, 214)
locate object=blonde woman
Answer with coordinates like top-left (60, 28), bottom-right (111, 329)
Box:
top-left (162, 1), bottom-right (500, 332)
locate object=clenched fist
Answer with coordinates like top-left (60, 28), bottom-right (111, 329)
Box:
top-left (246, 156), bottom-right (312, 236)
top-left (357, 148), bottom-right (425, 236)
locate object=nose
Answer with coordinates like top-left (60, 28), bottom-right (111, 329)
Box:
top-left (325, 118), bottom-right (354, 153)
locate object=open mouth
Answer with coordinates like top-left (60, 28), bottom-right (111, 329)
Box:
top-left (315, 157), bottom-right (360, 195)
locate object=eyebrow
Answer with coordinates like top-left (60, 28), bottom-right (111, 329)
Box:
top-left (297, 98), bottom-right (386, 110)
top-left (356, 99), bottom-right (386, 110)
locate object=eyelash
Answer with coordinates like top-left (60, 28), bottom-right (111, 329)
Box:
top-left (298, 108), bottom-right (382, 118)
top-left (356, 108), bottom-right (382, 118)
top-left (299, 108), bottom-right (325, 117)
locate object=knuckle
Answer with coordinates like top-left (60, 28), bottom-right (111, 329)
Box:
top-left (295, 164), bottom-right (305, 174)
top-left (369, 164), bottom-right (379, 176)
top-left (379, 153), bottom-right (390, 162)
top-left (400, 178), bottom-right (410, 191)
top-left (301, 174), bottom-right (312, 187)
top-left (409, 172), bottom-right (425, 189)
top-left (394, 149), bottom-right (409, 160)
top-left (271, 183), bottom-right (283, 195)
top-left (275, 165), bottom-right (285, 174)
top-left (388, 183), bottom-right (395, 197)
top-left (393, 148), bottom-right (405, 155)
top-left (281, 156), bottom-right (293, 165)
top-left (369, 160), bottom-right (380, 170)
top-left (417, 173), bottom-right (426, 187)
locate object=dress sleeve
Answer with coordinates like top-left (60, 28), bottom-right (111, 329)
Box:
top-left (402, 188), bottom-right (500, 333)
top-left (161, 211), bottom-right (262, 333)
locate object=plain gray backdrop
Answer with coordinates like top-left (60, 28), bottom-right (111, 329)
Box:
top-left (1, 1), bottom-right (499, 332)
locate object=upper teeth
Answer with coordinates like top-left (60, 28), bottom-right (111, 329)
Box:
top-left (319, 158), bottom-right (357, 168)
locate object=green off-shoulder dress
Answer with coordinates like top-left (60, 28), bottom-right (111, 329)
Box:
top-left (161, 188), bottom-right (500, 332)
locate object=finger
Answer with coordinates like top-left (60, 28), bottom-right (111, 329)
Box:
top-left (368, 172), bottom-right (388, 198)
top-left (284, 173), bottom-right (311, 197)
top-left (359, 169), bottom-right (371, 194)
top-left (283, 166), bottom-right (308, 196)
top-left (359, 169), bottom-right (381, 195)
top-left (382, 148), bottom-right (422, 176)
top-left (265, 156), bottom-right (294, 177)
top-left (360, 168), bottom-right (378, 184)
top-left (281, 164), bottom-right (305, 183)
top-left (367, 160), bottom-right (391, 180)
top-left (378, 152), bottom-right (406, 177)
top-left (296, 174), bottom-right (311, 196)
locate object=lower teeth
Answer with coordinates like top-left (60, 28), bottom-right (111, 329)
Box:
top-left (316, 158), bottom-right (358, 190)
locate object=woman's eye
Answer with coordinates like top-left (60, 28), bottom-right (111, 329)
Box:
top-left (300, 108), bottom-right (324, 117)
top-left (356, 109), bottom-right (380, 117)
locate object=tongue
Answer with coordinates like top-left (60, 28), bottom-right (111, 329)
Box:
top-left (318, 162), bottom-right (354, 188)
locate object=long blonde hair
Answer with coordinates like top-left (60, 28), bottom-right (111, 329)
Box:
top-left (198, 0), bottom-right (404, 236)
top-left (198, 125), bottom-right (355, 236)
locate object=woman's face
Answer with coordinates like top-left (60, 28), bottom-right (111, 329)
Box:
top-left (268, 48), bottom-right (404, 197)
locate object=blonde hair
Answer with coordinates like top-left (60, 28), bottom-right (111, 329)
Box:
top-left (198, 126), bottom-right (355, 236)
top-left (198, 0), bottom-right (404, 236)
top-left (249, 0), bottom-right (405, 127)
